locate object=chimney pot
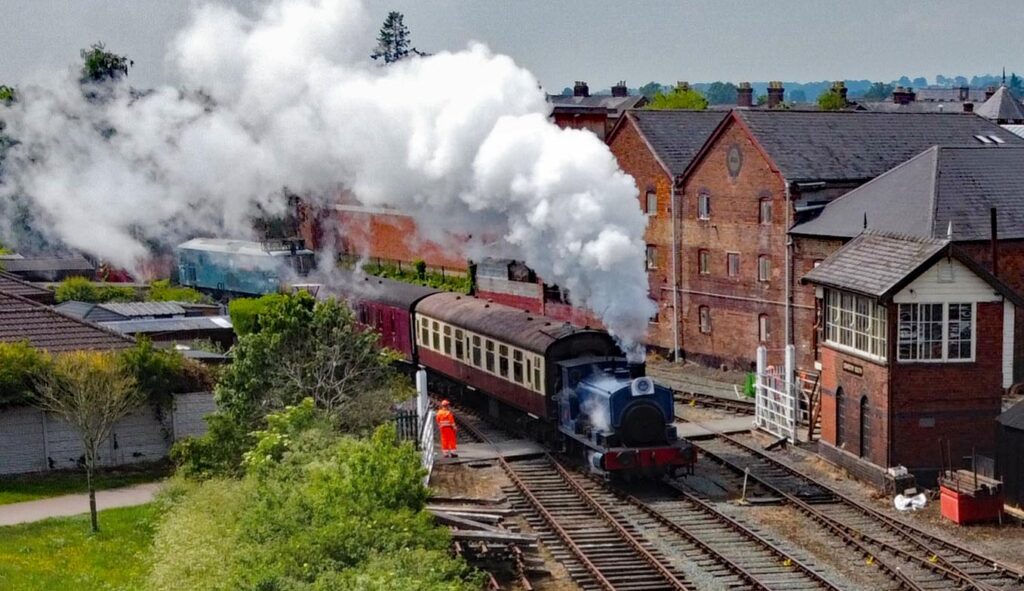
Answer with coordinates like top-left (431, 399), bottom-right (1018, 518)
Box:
top-left (611, 80), bottom-right (628, 98)
top-left (573, 80), bottom-right (590, 97)
top-left (963, 102), bottom-right (974, 113)
top-left (959, 85), bottom-right (970, 101)
top-left (737, 82), bottom-right (753, 107)
top-left (985, 86), bottom-right (997, 101)
top-left (766, 81), bottom-right (785, 108)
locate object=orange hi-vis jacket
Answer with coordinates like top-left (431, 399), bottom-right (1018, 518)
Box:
top-left (436, 408), bottom-right (457, 452)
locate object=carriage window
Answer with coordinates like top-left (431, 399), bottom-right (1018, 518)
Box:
top-left (525, 357), bottom-right (532, 387)
top-left (498, 344), bottom-right (510, 378)
top-left (485, 340), bottom-right (495, 372)
top-left (419, 318), bottom-right (429, 347)
top-left (454, 329), bottom-right (464, 360)
top-left (442, 325), bottom-right (452, 356)
top-left (512, 350), bottom-right (524, 383)
top-left (533, 356), bottom-right (543, 392)
top-left (472, 336), bottom-right (482, 367)
top-left (431, 320), bottom-right (440, 351)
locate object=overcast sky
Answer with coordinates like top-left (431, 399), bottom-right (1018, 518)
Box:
top-left (3, 0), bottom-right (1022, 92)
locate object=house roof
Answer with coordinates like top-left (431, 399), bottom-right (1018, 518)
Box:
top-left (999, 398), bottom-right (1024, 430)
top-left (0, 290), bottom-right (135, 352)
top-left (730, 110), bottom-right (1023, 182)
top-left (791, 146), bottom-right (1024, 241)
top-left (0, 271), bottom-right (53, 302)
top-left (802, 231), bottom-right (1024, 305)
top-left (913, 88), bottom-right (988, 102)
top-left (857, 101), bottom-right (969, 114)
top-left (975, 86), bottom-right (1024, 121)
top-left (0, 255), bottom-right (94, 275)
top-left (55, 300), bottom-right (189, 322)
top-left (617, 110), bottom-right (728, 176)
top-left (102, 316), bottom-right (233, 335)
top-left (548, 94), bottom-right (647, 116)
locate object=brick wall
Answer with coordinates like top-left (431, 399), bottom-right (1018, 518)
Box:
top-left (890, 300), bottom-right (1003, 470)
top-left (552, 112), bottom-right (610, 140)
top-left (817, 344), bottom-right (889, 466)
top-left (330, 208), bottom-right (468, 271)
top-left (679, 121), bottom-right (788, 369)
top-left (607, 117), bottom-right (676, 352)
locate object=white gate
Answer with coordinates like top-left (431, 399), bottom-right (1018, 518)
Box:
top-left (754, 345), bottom-right (800, 442)
top-left (415, 370), bottom-right (436, 485)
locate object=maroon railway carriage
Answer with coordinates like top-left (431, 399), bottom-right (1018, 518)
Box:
top-left (334, 274), bottom-right (439, 363)
top-left (413, 292), bottom-right (620, 419)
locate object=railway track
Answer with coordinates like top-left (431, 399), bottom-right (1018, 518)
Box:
top-left (674, 391), bottom-right (756, 415)
top-left (695, 435), bottom-right (1024, 591)
top-left (455, 404), bottom-right (842, 590)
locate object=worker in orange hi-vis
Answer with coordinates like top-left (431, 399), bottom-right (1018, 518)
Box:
top-left (436, 400), bottom-right (458, 458)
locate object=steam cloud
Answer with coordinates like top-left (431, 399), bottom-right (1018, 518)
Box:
top-left (0, 0), bottom-right (655, 356)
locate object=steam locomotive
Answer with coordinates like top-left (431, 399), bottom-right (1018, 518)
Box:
top-left (337, 273), bottom-right (695, 477)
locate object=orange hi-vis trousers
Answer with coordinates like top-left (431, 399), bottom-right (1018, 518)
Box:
top-left (436, 410), bottom-right (457, 453)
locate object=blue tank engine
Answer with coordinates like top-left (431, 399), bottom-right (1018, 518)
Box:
top-left (556, 358), bottom-right (694, 476)
top-left (176, 238), bottom-right (315, 297)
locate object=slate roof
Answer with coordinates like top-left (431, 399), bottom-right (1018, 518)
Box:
top-left (0, 255), bottom-right (94, 279)
top-left (732, 110), bottom-right (1023, 182)
top-left (549, 94), bottom-right (647, 116)
top-left (55, 301), bottom-right (189, 322)
top-left (791, 146), bottom-right (1024, 241)
top-left (0, 271), bottom-right (54, 303)
top-left (914, 88), bottom-right (988, 102)
top-left (975, 86), bottom-right (1024, 122)
top-left (999, 398), bottom-right (1024, 430)
top-left (857, 101), bottom-right (968, 114)
top-left (102, 316), bottom-right (233, 335)
top-left (622, 110), bottom-right (729, 175)
top-left (0, 290), bottom-right (135, 352)
top-left (802, 232), bottom-right (950, 299)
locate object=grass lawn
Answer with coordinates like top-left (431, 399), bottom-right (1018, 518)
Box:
top-left (0, 503), bottom-right (157, 590)
top-left (0, 461), bottom-right (171, 505)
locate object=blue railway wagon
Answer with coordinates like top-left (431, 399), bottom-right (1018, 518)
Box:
top-left (176, 238), bottom-right (315, 296)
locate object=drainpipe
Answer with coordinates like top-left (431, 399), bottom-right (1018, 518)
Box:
top-left (670, 179), bottom-right (681, 361)
top-left (784, 181), bottom-right (793, 350)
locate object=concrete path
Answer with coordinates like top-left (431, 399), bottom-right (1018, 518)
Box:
top-left (0, 482), bottom-right (161, 527)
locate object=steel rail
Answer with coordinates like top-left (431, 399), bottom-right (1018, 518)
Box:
top-left (697, 436), bottom-right (1002, 591)
top-left (714, 435), bottom-right (1024, 585)
top-left (657, 478), bottom-right (844, 590)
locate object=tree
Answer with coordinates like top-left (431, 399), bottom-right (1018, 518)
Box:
top-left (789, 89), bottom-right (808, 103)
top-left (638, 81), bottom-right (664, 99)
top-left (1011, 73), bottom-right (1024, 95)
top-left (862, 82), bottom-right (895, 101)
top-left (217, 292), bottom-right (406, 432)
top-left (0, 342), bottom-right (52, 407)
top-left (647, 85), bottom-right (708, 110)
top-left (0, 85), bottom-right (15, 104)
top-left (370, 11), bottom-right (424, 64)
top-left (79, 42), bottom-right (132, 85)
top-left (54, 276), bottom-right (136, 303)
top-left (704, 81), bottom-right (738, 105)
top-left (912, 77), bottom-right (928, 87)
top-left (817, 90), bottom-right (846, 111)
top-left (34, 351), bottom-right (142, 532)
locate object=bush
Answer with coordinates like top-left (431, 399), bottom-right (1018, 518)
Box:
top-left (0, 341), bottom-right (52, 406)
top-left (169, 413), bottom-right (251, 480)
top-left (147, 279), bottom-right (208, 303)
top-left (363, 261), bottom-right (471, 294)
top-left (54, 276), bottom-right (136, 303)
top-left (228, 293), bottom-right (289, 336)
top-left (119, 339), bottom-right (214, 405)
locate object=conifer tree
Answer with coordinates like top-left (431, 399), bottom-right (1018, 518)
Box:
top-left (370, 11), bottom-right (424, 64)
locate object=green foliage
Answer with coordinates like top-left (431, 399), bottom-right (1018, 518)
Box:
top-left (54, 276), bottom-right (136, 303)
top-left (0, 341), bottom-right (51, 407)
top-left (704, 81), bottom-right (738, 105)
top-left (217, 293), bottom-right (405, 432)
top-left (0, 461), bottom-right (169, 505)
top-left (242, 398), bottom-right (322, 473)
top-left (371, 11), bottom-right (424, 63)
top-left (150, 423), bottom-right (479, 591)
top-left (228, 293), bottom-right (289, 336)
top-left (147, 279), bottom-right (207, 303)
top-left (119, 339), bottom-right (214, 405)
top-left (0, 85), bottom-right (15, 104)
top-left (363, 261), bottom-right (471, 293)
top-left (414, 258), bottom-right (427, 280)
top-left (647, 86), bottom-right (708, 110)
top-left (862, 82), bottom-right (896, 101)
top-left (817, 89), bottom-right (847, 111)
top-left (170, 413), bottom-right (251, 480)
top-left (638, 81), bottom-right (664, 98)
top-left (0, 504), bottom-right (158, 590)
top-left (79, 42), bottom-right (131, 85)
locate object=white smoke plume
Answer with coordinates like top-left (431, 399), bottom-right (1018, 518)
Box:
top-left (0, 0), bottom-right (655, 356)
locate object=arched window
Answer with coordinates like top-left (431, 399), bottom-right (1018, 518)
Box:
top-left (759, 196), bottom-right (773, 224)
top-left (835, 387), bottom-right (846, 448)
top-left (859, 396), bottom-right (870, 459)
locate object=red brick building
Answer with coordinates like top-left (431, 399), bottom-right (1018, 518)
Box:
top-left (674, 110), bottom-right (1023, 371)
top-left (549, 81), bottom-right (647, 141)
top-left (803, 232), bottom-right (1021, 481)
top-left (603, 110), bottom-right (727, 354)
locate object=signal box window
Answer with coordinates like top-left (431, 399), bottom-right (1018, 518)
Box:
top-left (699, 306), bottom-right (711, 334)
top-left (727, 252), bottom-right (740, 277)
top-left (646, 190), bottom-right (658, 215)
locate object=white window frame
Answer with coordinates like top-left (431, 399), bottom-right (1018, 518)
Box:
top-left (726, 252), bottom-right (740, 277)
top-left (759, 197), bottom-right (772, 225)
top-left (698, 306), bottom-right (711, 334)
top-left (646, 245), bottom-right (658, 270)
top-left (758, 314), bottom-right (770, 342)
top-left (897, 302), bottom-right (975, 363)
top-left (824, 289), bottom-right (887, 362)
top-left (758, 255), bottom-right (771, 282)
top-left (645, 190), bottom-right (657, 215)
top-left (698, 250), bottom-right (710, 275)
top-left (698, 193), bottom-right (711, 220)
